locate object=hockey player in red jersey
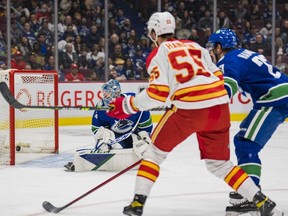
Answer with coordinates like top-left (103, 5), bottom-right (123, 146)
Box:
top-left (107, 12), bottom-right (282, 216)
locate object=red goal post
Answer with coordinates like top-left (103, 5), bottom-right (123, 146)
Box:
top-left (0, 69), bottom-right (59, 165)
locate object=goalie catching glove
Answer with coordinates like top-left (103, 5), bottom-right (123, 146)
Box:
top-left (107, 95), bottom-right (139, 119)
top-left (132, 131), bottom-right (152, 158)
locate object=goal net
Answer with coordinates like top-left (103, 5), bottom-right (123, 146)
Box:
top-left (0, 69), bottom-right (59, 165)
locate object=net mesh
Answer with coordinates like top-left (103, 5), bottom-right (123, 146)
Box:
top-left (0, 69), bottom-right (58, 165)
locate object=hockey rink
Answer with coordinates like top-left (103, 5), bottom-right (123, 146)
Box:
top-left (0, 122), bottom-right (287, 216)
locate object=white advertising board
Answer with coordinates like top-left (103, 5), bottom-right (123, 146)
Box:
top-left (58, 82), bottom-right (253, 120)
top-left (7, 82), bottom-right (253, 123)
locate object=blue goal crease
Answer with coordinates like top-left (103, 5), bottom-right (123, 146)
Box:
top-left (17, 153), bottom-right (74, 168)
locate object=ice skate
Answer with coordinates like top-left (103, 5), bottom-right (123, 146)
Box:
top-left (225, 202), bottom-right (259, 216)
top-left (253, 191), bottom-right (284, 216)
top-left (123, 194), bottom-right (147, 216)
top-left (225, 192), bottom-right (259, 216)
top-left (64, 162), bottom-right (75, 172)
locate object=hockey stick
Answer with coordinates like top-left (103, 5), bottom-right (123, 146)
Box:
top-left (0, 82), bottom-right (107, 111)
top-left (75, 130), bottom-right (136, 153)
top-left (0, 81), bottom-right (166, 111)
top-left (42, 159), bottom-right (141, 213)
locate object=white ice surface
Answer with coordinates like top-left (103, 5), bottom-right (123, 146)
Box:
top-left (0, 122), bottom-right (287, 216)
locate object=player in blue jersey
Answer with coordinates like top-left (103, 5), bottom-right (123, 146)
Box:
top-left (92, 79), bottom-right (153, 150)
top-left (64, 79), bottom-right (153, 172)
top-left (208, 28), bottom-right (286, 216)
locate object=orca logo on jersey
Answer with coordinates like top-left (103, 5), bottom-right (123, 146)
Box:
top-left (111, 119), bottom-right (134, 134)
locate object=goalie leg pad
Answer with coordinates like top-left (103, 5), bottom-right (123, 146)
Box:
top-left (97, 149), bottom-right (139, 171)
top-left (73, 149), bottom-right (96, 172)
top-left (73, 148), bottom-right (139, 171)
top-left (132, 138), bottom-right (149, 158)
top-left (137, 131), bottom-right (152, 145)
top-left (132, 131), bottom-right (152, 158)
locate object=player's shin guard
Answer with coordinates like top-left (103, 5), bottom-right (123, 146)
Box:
top-left (123, 194), bottom-right (147, 216)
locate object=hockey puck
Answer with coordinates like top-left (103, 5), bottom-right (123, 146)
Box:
top-left (16, 146), bottom-right (21, 152)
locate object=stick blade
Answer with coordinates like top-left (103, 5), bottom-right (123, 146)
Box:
top-left (42, 201), bottom-right (63, 213)
top-left (0, 82), bottom-right (24, 109)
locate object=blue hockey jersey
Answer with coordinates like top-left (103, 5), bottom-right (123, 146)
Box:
top-left (91, 92), bottom-right (153, 138)
top-left (217, 48), bottom-right (288, 108)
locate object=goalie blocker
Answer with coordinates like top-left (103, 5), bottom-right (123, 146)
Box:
top-left (68, 130), bottom-right (152, 172)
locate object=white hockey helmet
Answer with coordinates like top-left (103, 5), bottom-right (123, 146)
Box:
top-left (147, 11), bottom-right (175, 44)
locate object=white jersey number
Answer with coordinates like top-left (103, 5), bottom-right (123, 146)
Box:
top-left (252, 55), bottom-right (281, 78)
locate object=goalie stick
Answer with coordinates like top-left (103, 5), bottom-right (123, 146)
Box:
top-left (0, 81), bottom-right (166, 111)
top-left (0, 81), bottom-right (107, 111)
top-left (42, 159), bottom-right (141, 213)
top-left (45, 113), bottom-right (145, 212)
top-left (77, 125), bottom-right (142, 153)
top-left (94, 111), bottom-right (144, 151)
top-left (75, 129), bottom-right (137, 153)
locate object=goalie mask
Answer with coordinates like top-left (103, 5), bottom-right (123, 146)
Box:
top-left (101, 79), bottom-right (121, 107)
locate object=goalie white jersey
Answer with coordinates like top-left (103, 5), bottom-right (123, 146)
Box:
top-left (133, 39), bottom-right (230, 110)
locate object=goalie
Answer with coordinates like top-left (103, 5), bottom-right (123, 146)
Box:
top-left (64, 79), bottom-right (153, 172)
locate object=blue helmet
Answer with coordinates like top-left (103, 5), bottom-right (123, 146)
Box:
top-left (208, 28), bottom-right (238, 49)
top-left (101, 79), bottom-right (121, 106)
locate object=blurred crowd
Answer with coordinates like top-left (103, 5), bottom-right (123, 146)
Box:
top-left (0, 0), bottom-right (287, 81)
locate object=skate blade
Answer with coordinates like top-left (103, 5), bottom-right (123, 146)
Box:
top-left (271, 207), bottom-right (284, 216)
top-left (249, 212), bottom-right (260, 216)
top-left (225, 212), bottom-right (260, 216)
top-left (225, 212), bottom-right (241, 216)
